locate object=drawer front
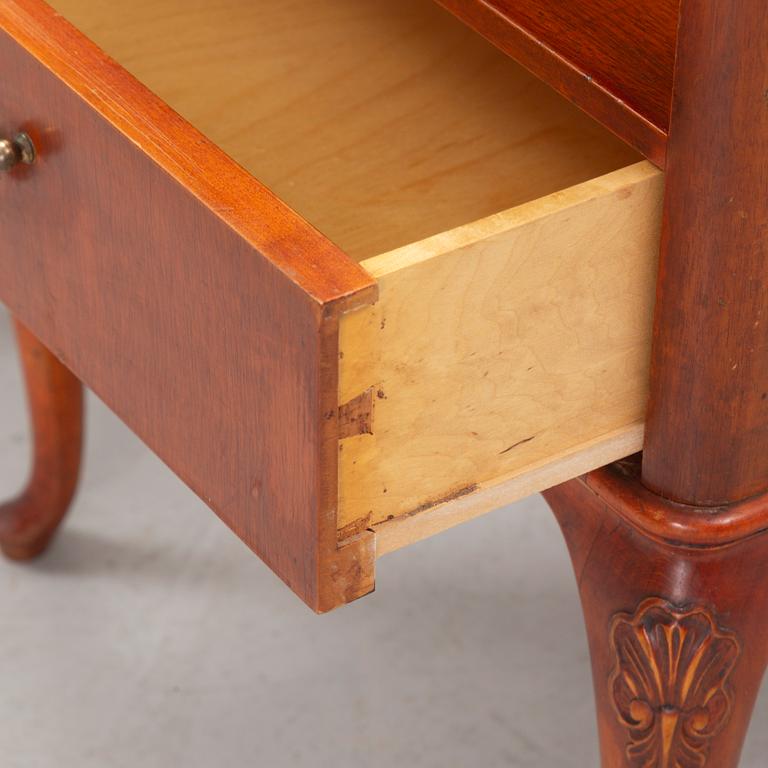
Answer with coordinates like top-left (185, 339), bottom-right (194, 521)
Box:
top-left (0, 0), bottom-right (376, 612)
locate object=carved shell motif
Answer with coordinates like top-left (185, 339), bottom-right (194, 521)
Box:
top-left (609, 598), bottom-right (740, 768)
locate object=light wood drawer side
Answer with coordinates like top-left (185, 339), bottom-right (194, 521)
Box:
top-left (339, 162), bottom-right (664, 546)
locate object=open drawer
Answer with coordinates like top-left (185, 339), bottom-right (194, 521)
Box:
top-left (0, 0), bottom-right (663, 610)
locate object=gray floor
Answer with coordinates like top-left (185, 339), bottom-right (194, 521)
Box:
top-left (0, 307), bottom-right (766, 768)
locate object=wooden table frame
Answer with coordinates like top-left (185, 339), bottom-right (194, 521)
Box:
top-left (2, 1), bottom-right (767, 765)
top-left (546, 3), bottom-right (768, 765)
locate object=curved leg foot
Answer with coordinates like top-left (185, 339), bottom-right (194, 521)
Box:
top-left (1, 320), bottom-right (83, 559)
top-left (545, 457), bottom-right (768, 768)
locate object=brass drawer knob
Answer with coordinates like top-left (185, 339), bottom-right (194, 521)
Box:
top-left (0, 132), bottom-right (36, 171)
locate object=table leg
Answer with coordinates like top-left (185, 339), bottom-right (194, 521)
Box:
top-left (544, 458), bottom-right (768, 768)
top-left (1, 319), bottom-right (83, 559)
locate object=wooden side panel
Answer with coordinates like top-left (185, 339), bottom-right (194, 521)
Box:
top-left (434, 0), bottom-right (679, 166)
top-left (338, 163), bottom-right (663, 533)
top-left (0, 1), bottom-right (376, 611)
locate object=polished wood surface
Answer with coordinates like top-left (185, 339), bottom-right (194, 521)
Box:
top-left (340, 162), bottom-right (662, 533)
top-left (642, 0), bottom-right (768, 505)
top-left (0, 0), bottom-right (373, 307)
top-left (0, 0), bottom-right (376, 612)
top-left (541, 4), bottom-right (768, 764)
top-left (50, 0), bottom-right (638, 262)
top-left (545, 459), bottom-right (768, 768)
top-left (435, 0), bottom-right (679, 165)
top-left (0, 321), bottom-right (82, 559)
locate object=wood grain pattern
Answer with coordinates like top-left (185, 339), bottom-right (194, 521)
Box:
top-left (642, 0), bottom-right (768, 505)
top-left (4, 0), bottom-right (651, 604)
top-left (339, 162), bottom-right (662, 532)
top-left (49, 0), bottom-right (640, 261)
top-left (374, 422), bottom-right (644, 556)
top-left (434, 0), bottom-right (679, 166)
top-left (0, 0), bottom-right (376, 612)
top-left (0, 320), bottom-right (82, 559)
top-left (545, 459), bottom-right (768, 768)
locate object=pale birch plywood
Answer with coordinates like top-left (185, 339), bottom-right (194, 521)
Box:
top-left (338, 162), bottom-right (664, 532)
top-left (50, 0), bottom-right (638, 261)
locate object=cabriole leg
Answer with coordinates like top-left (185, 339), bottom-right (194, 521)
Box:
top-left (1, 319), bottom-right (83, 559)
top-left (544, 458), bottom-right (768, 768)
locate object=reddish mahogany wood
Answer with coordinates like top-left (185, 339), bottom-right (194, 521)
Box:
top-left (642, 0), bottom-right (768, 506)
top-left (581, 457), bottom-right (768, 548)
top-left (0, 320), bottom-right (82, 559)
top-left (545, 459), bottom-right (768, 768)
top-left (0, 0), bottom-right (377, 611)
top-left (434, 0), bottom-right (678, 165)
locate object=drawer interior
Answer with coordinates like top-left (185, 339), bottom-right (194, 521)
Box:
top-left (49, 0), bottom-right (639, 262)
top-left (46, 0), bottom-right (661, 558)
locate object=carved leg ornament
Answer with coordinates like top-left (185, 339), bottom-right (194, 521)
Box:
top-left (544, 457), bottom-right (768, 768)
top-left (0, 320), bottom-right (83, 559)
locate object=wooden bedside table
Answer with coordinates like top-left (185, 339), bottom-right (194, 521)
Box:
top-left (1, 1), bottom-right (765, 765)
